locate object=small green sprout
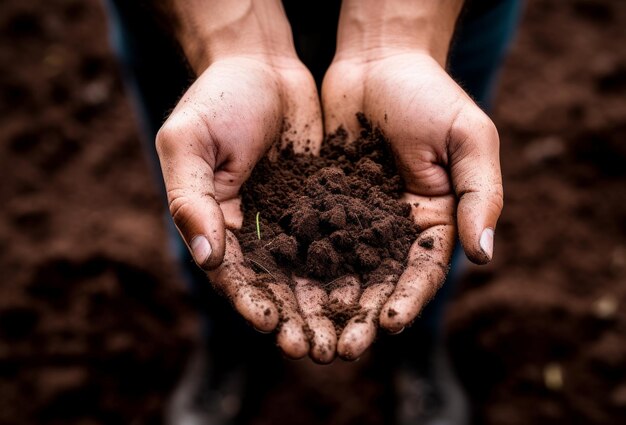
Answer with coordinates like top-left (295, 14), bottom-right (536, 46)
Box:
top-left (256, 212), bottom-right (261, 240)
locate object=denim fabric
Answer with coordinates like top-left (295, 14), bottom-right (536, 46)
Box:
top-left (450, 0), bottom-right (524, 109)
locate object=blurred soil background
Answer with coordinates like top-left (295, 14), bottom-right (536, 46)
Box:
top-left (0, 0), bottom-right (625, 424)
top-left (448, 0), bottom-right (626, 424)
top-left (0, 0), bottom-right (198, 423)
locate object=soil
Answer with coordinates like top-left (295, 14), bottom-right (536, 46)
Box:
top-left (1, 0), bottom-right (626, 425)
top-left (237, 117), bottom-right (419, 333)
top-left (238, 115), bottom-right (417, 289)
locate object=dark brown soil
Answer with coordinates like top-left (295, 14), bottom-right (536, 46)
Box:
top-left (323, 298), bottom-right (365, 331)
top-left (238, 115), bottom-right (418, 290)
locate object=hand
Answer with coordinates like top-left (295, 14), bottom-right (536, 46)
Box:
top-left (156, 2), bottom-right (322, 358)
top-left (321, 49), bottom-right (503, 358)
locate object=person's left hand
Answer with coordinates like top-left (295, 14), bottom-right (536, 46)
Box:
top-left (321, 49), bottom-right (504, 360)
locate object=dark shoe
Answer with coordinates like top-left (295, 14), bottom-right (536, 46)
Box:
top-left (394, 339), bottom-right (469, 425)
top-left (166, 342), bottom-right (244, 425)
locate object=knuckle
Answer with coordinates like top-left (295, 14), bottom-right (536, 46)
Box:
top-left (482, 117), bottom-right (500, 147)
top-left (488, 186), bottom-right (505, 213)
top-left (472, 113), bottom-right (499, 145)
top-left (487, 179), bottom-right (504, 200)
top-left (156, 121), bottom-right (180, 157)
top-left (156, 113), bottom-right (200, 157)
top-left (168, 195), bottom-right (194, 230)
top-left (455, 108), bottom-right (499, 148)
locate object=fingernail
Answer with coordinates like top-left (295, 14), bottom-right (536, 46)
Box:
top-left (389, 326), bottom-right (405, 335)
top-left (479, 228), bottom-right (494, 261)
top-left (190, 235), bottom-right (212, 266)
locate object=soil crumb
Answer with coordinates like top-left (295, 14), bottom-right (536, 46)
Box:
top-left (238, 114), bottom-right (419, 295)
top-left (323, 299), bottom-right (365, 333)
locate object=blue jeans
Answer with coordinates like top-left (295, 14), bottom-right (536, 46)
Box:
top-left (104, 0), bottom-right (522, 342)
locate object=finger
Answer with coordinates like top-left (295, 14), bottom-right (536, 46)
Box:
top-left (156, 114), bottom-right (225, 270)
top-left (327, 275), bottom-right (361, 335)
top-left (326, 275), bottom-right (362, 344)
top-left (328, 274), bottom-right (361, 306)
top-left (379, 225), bottom-right (456, 332)
top-left (263, 278), bottom-right (310, 359)
top-left (448, 109), bottom-right (503, 264)
top-left (337, 277), bottom-right (396, 361)
top-left (294, 277), bottom-right (337, 364)
top-left (218, 198), bottom-right (243, 230)
top-left (207, 231), bottom-right (279, 332)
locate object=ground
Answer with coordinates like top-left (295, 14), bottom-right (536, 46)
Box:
top-left (0, 0), bottom-right (625, 424)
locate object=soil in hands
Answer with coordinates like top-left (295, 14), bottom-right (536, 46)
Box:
top-left (237, 114), bottom-right (420, 332)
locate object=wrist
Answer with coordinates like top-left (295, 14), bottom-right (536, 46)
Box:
top-left (170, 0), bottom-right (298, 74)
top-left (334, 0), bottom-right (464, 66)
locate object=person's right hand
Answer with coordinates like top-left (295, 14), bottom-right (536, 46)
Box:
top-left (156, 2), bottom-right (322, 358)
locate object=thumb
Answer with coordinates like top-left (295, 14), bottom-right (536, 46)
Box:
top-left (449, 109), bottom-right (504, 264)
top-left (156, 116), bottom-right (226, 270)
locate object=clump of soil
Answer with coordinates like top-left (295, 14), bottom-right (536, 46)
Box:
top-left (323, 299), bottom-right (366, 333)
top-left (238, 115), bottom-right (419, 291)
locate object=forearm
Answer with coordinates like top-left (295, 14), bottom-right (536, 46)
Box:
top-left (146, 0), bottom-right (298, 74)
top-left (335, 0), bottom-right (464, 66)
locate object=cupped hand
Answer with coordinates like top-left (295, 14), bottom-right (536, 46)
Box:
top-left (156, 55), bottom-right (323, 359)
top-left (321, 50), bottom-right (504, 359)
